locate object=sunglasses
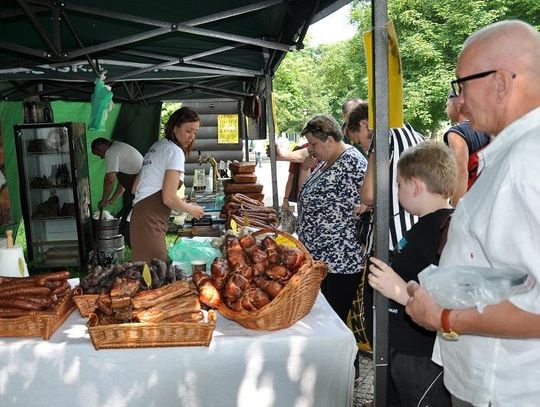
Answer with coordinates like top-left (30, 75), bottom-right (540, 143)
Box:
top-left (305, 122), bottom-right (325, 134)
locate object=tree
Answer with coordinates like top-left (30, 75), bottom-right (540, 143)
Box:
top-left (350, 0), bottom-right (540, 134)
top-left (273, 47), bottom-right (331, 134)
top-left (160, 102), bottom-right (182, 137)
top-left (317, 34), bottom-right (368, 120)
top-left (273, 0), bottom-right (540, 137)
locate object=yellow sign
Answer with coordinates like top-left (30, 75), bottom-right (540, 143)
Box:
top-left (218, 114), bottom-right (239, 144)
top-left (363, 21), bottom-right (404, 129)
top-left (271, 92), bottom-right (278, 134)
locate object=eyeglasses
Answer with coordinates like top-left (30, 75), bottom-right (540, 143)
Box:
top-left (451, 69), bottom-right (516, 96)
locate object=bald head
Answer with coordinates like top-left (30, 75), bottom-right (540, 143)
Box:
top-left (462, 20), bottom-right (540, 80)
top-left (456, 20), bottom-right (540, 134)
top-left (341, 98), bottom-right (365, 121)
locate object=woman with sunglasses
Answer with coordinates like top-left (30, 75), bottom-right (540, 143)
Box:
top-left (296, 114), bottom-right (368, 323)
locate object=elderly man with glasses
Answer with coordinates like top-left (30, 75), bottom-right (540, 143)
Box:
top-left (405, 20), bottom-right (540, 407)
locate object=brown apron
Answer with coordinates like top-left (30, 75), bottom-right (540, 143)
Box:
top-left (130, 190), bottom-right (171, 263)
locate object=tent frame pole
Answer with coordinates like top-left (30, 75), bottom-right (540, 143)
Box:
top-left (372, 0), bottom-right (390, 405)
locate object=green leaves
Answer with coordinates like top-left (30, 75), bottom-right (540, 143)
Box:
top-left (273, 0), bottom-right (540, 137)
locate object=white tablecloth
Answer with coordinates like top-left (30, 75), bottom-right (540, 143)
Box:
top-left (0, 293), bottom-right (356, 407)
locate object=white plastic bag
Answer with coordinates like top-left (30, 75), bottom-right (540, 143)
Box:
top-left (418, 265), bottom-right (535, 312)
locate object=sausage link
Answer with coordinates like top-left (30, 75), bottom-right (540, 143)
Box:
top-left (0, 286), bottom-right (52, 298)
top-left (0, 297), bottom-right (45, 310)
top-left (38, 271), bottom-right (70, 281)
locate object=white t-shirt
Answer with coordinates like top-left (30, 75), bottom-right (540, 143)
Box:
top-left (434, 106), bottom-right (540, 407)
top-left (105, 141), bottom-right (143, 174)
top-left (133, 139), bottom-right (185, 206)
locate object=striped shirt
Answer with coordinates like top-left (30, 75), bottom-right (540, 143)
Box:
top-left (362, 123), bottom-right (425, 255)
top-left (389, 124), bottom-right (425, 249)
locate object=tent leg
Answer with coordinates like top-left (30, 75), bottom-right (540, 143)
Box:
top-left (265, 74), bottom-right (279, 211)
top-left (372, 0), bottom-right (390, 405)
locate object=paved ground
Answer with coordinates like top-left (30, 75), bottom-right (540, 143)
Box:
top-left (354, 353), bottom-right (375, 406)
top-left (252, 156), bottom-right (291, 208)
top-left (252, 157), bottom-right (375, 405)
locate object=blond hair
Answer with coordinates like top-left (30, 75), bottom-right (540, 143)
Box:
top-left (397, 142), bottom-right (457, 198)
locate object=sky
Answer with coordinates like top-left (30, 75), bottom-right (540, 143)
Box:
top-left (307, 4), bottom-right (356, 46)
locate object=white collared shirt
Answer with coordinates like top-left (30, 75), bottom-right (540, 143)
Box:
top-left (433, 107), bottom-right (540, 407)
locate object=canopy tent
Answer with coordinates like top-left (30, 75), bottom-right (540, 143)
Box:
top-left (0, 0), bottom-right (349, 102)
top-left (0, 0), bottom-right (351, 230)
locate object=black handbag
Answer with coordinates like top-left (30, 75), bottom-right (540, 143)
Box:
top-left (355, 208), bottom-right (374, 252)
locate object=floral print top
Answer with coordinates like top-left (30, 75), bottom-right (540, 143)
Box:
top-left (297, 147), bottom-right (367, 274)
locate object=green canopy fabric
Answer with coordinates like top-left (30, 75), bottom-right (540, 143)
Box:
top-left (0, 0), bottom-right (350, 234)
top-left (0, 0), bottom-right (349, 102)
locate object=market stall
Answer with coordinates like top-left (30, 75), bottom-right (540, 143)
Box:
top-left (0, 293), bottom-right (356, 407)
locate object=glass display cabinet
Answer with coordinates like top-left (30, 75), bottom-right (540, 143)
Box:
top-left (14, 122), bottom-right (92, 272)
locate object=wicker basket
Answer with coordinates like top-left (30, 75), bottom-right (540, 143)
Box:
top-left (87, 310), bottom-right (217, 350)
top-left (0, 291), bottom-right (75, 340)
top-left (217, 228), bottom-right (327, 331)
top-left (72, 287), bottom-right (99, 317)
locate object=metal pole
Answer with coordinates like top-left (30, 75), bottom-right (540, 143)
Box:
top-left (372, 0), bottom-right (390, 405)
top-left (239, 101), bottom-right (249, 163)
top-left (264, 74), bottom-right (279, 211)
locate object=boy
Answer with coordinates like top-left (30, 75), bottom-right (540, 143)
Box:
top-left (368, 142), bottom-right (456, 407)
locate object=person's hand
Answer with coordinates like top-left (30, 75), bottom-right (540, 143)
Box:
top-left (266, 143), bottom-right (284, 159)
top-left (98, 199), bottom-right (109, 209)
top-left (281, 199), bottom-right (290, 211)
top-left (355, 203), bottom-right (369, 216)
top-left (302, 156), bottom-right (319, 170)
top-left (188, 203), bottom-right (205, 220)
top-left (368, 257), bottom-right (408, 305)
top-left (405, 281), bottom-right (443, 331)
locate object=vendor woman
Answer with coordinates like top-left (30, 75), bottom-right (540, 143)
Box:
top-left (130, 107), bottom-right (204, 262)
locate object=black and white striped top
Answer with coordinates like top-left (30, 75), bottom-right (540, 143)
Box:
top-left (363, 123), bottom-right (425, 255)
top-left (389, 124), bottom-right (425, 249)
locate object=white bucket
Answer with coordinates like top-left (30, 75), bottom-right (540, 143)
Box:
top-left (0, 245), bottom-right (29, 278)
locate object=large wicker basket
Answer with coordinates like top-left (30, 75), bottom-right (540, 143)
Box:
top-left (87, 310), bottom-right (217, 350)
top-left (217, 228), bottom-right (327, 331)
top-left (0, 291), bottom-right (74, 340)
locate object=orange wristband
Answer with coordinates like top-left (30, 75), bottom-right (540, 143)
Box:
top-left (441, 308), bottom-right (452, 331)
top-left (441, 308), bottom-right (459, 341)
